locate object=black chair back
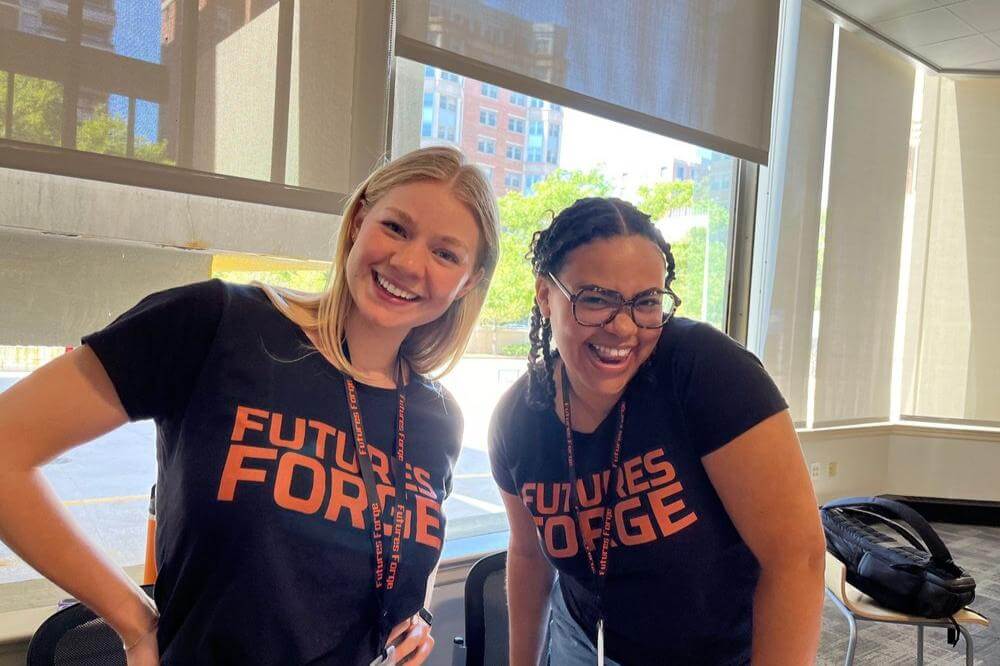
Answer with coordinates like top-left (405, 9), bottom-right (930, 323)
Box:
top-left (460, 550), bottom-right (508, 666)
top-left (26, 585), bottom-right (155, 666)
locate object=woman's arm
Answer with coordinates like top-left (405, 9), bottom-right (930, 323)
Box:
top-left (0, 347), bottom-right (159, 650)
top-left (702, 410), bottom-right (826, 666)
top-left (501, 489), bottom-right (555, 666)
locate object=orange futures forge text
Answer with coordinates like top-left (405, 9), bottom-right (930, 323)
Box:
top-left (216, 405), bottom-right (444, 550)
top-left (521, 448), bottom-right (698, 558)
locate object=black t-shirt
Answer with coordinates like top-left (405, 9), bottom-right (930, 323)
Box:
top-left (489, 317), bottom-right (788, 665)
top-left (83, 280), bottom-right (462, 665)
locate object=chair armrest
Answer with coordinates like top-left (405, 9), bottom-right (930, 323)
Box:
top-left (451, 637), bottom-right (467, 666)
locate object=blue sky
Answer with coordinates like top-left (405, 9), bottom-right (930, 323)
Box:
top-left (107, 0), bottom-right (161, 142)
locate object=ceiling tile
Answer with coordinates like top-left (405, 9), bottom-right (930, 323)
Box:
top-left (875, 8), bottom-right (978, 47)
top-left (826, 0), bottom-right (938, 24)
top-left (948, 0), bottom-right (1000, 32)
top-left (965, 58), bottom-right (1000, 69)
top-left (920, 34), bottom-right (1000, 67)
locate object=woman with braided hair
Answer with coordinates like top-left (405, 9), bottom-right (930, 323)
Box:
top-left (488, 197), bottom-right (825, 665)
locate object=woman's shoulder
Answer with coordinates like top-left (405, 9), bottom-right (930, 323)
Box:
top-left (654, 317), bottom-right (757, 368)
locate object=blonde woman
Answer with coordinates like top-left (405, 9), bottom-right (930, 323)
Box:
top-left (0, 146), bottom-right (500, 666)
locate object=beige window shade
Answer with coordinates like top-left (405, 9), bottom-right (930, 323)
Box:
top-left (396, 0), bottom-right (780, 164)
top-left (902, 76), bottom-right (1000, 426)
top-left (812, 29), bottom-right (915, 427)
top-left (761, 4), bottom-right (832, 425)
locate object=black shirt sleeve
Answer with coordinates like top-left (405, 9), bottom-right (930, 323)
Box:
top-left (82, 279), bottom-right (226, 422)
top-left (673, 322), bottom-right (788, 457)
top-left (487, 385), bottom-right (519, 495)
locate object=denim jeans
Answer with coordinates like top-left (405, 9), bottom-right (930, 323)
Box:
top-left (547, 579), bottom-right (623, 666)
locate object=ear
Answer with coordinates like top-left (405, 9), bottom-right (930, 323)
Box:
top-left (535, 274), bottom-right (552, 319)
top-left (456, 267), bottom-right (485, 300)
top-left (349, 206), bottom-right (368, 242)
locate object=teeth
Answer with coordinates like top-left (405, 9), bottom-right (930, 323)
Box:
top-left (375, 272), bottom-right (419, 300)
top-left (591, 344), bottom-right (631, 360)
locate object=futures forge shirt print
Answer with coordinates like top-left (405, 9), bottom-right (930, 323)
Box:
top-left (217, 404), bottom-right (445, 553)
top-left (489, 318), bottom-right (788, 666)
top-left (520, 446), bottom-right (698, 560)
top-left (84, 280), bottom-right (462, 666)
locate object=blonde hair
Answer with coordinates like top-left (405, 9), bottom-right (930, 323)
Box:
top-left (261, 146), bottom-right (500, 380)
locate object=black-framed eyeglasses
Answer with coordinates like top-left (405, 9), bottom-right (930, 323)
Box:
top-left (547, 272), bottom-right (680, 329)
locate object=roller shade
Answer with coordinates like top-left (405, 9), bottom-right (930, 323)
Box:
top-left (812, 28), bottom-right (915, 427)
top-left (761, 4), bottom-right (833, 425)
top-left (396, 0), bottom-right (780, 164)
top-left (902, 76), bottom-right (1000, 426)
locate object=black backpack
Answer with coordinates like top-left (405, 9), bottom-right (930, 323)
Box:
top-left (821, 496), bottom-right (976, 618)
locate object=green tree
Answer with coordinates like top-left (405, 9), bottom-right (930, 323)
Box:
top-left (212, 269), bottom-right (330, 293)
top-left (665, 192), bottom-right (730, 328)
top-left (636, 180), bottom-right (693, 220)
top-left (480, 168), bottom-right (612, 326)
top-left (2, 74), bottom-right (62, 146)
top-left (1, 72), bottom-right (171, 163)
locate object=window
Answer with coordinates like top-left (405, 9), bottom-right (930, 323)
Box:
top-left (477, 137), bottom-right (496, 155)
top-left (424, 65), bottom-right (435, 78)
top-left (481, 82), bottom-right (499, 99)
top-left (392, 58), bottom-right (737, 544)
top-left (441, 70), bottom-right (460, 83)
top-left (534, 36), bottom-right (553, 55)
top-left (0, 1), bottom-right (357, 203)
top-left (437, 95), bottom-right (458, 142)
top-left (510, 92), bottom-right (527, 106)
top-left (479, 109), bottom-right (498, 127)
top-left (478, 164), bottom-right (494, 180)
top-left (421, 93), bottom-right (434, 137)
top-left (529, 96), bottom-right (544, 108)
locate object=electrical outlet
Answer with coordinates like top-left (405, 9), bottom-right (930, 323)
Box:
top-left (828, 461), bottom-right (838, 478)
top-left (810, 462), bottom-right (821, 479)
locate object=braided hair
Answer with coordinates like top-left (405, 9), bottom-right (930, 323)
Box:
top-left (525, 197), bottom-right (679, 410)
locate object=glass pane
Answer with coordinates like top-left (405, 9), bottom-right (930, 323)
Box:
top-left (0, 71), bottom-right (7, 137)
top-left (10, 74), bottom-right (64, 146)
top-left (0, 0), bottom-right (351, 192)
top-left (391, 57), bottom-right (736, 543)
top-left (5, 0), bottom-right (71, 41)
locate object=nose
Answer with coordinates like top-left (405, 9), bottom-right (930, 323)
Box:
top-left (388, 239), bottom-right (425, 278)
top-left (603, 306), bottom-right (638, 338)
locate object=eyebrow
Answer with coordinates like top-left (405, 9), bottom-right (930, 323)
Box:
top-left (578, 283), bottom-right (664, 296)
top-left (384, 206), bottom-right (471, 252)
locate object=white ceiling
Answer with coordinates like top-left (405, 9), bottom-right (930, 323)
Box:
top-left (822, 0), bottom-right (1000, 70)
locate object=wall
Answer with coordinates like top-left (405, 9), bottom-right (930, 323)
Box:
top-left (0, 228), bottom-right (213, 346)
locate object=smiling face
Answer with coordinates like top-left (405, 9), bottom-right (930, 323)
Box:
top-left (537, 234), bottom-right (666, 405)
top-left (344, 180), bottom-right (483, 337)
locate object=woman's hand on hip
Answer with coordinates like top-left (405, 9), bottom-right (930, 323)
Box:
top-left (386, 613), bottom-right (434, 664)
top-left (123, 623), bottom-right (159, 666)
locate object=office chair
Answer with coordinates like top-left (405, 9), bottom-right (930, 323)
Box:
top-left (452, 550), bottom-right (509, 666)
top-left (26, 585), bottom-right (155, 666)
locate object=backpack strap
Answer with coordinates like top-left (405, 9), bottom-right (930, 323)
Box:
top-left (822, 496), bottom-right (954, 565)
